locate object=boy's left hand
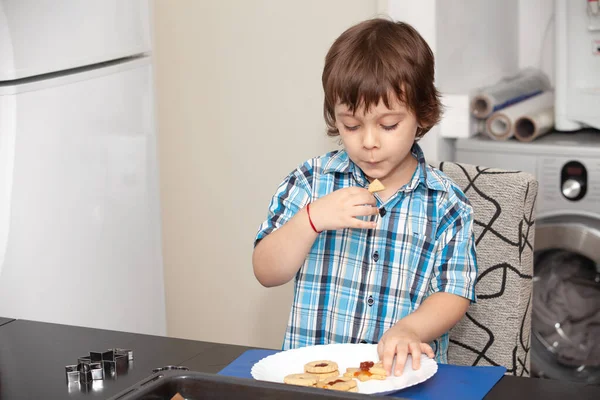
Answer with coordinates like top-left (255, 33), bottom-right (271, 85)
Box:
top-left (376, 323), bottom-right (435, 376)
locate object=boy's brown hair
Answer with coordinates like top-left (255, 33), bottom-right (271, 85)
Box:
top-left (322, 18), bottom-right (441, 139)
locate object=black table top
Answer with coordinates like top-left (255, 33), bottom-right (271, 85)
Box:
top-left (0, 318), bottom-right (598, 399)
top-left (0, 319), bottom-right (225, 399)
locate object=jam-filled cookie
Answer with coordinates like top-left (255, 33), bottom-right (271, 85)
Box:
top-left (316, 376), bottom-right (358, 392)
top-left (344, 361), bottom-right (387, 381)
top-left (283, 373), bottom-right (319, 387)
top-left (304, 360), bottom-right (339, 374)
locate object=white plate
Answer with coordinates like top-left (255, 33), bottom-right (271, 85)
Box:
top-left (251, 343), bottom-right (437, 395)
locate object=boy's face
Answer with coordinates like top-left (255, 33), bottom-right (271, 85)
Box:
top-left (334, 96), bottom-right (419, 189)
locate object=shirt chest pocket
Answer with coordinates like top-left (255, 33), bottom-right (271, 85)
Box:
top-left (400, 230), bottom-right (438, 286)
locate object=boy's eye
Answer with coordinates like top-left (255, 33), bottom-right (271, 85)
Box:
top-left (344, 125), bottom-right (360, 132)
top-left (381, 123), bottom-right (399, 131)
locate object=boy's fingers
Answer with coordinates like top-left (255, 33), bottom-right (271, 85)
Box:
top-left (354, 191), bottom-right (377, 205)
top-left (351, 218), bottom-right (377, 230)
top-left (348, 186), bottom-right (368, 195)
top-left (408, 342), bottom-right (422, 370)
top-left (421, 343), bottom-right (435, 358)
top-left (381, 342), bottom-right (397, 376)
top-left (357, 198), bottom-right (377, 207)
top-left (394, 345), bottom-right (408, 376)
top-left (352, 205), bottom-right (379, 216)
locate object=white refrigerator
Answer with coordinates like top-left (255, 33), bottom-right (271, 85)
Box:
top-left (0, 0), bottom-right (166, 335)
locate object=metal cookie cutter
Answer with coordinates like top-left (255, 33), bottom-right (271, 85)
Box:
top-left (65, 365), bottom-right (80, 384)
top-left (112, 348), bottom-right (134, 361)
top-left (77, 355), bottom-right (105, 380)
top-left (112, 348), bottom-right (134, 371)
top-left (101, 349), bottom-right (129, 377)
top-left (78, 363), bottom-right (93, 384)
top-left (66, 362), bottom-right (104, 384)
top-left (66, 348), bottom-right (134, 384)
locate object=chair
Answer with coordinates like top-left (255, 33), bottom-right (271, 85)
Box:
top-left (435, 161), bottom-right (538, 377)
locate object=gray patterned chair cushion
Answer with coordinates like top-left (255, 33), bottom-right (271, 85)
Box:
top-left (435, 161), bottom-right (538, 377)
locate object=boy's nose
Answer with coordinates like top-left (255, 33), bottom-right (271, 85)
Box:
top-left (362, 126), bottom-right (380, 149)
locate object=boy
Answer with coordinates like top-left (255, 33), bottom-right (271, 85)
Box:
top-left (252, 18), bottom-right (477, 377)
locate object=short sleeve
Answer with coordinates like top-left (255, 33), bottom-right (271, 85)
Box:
top-left (254, 163), bottom-right (313, 246)
top-left (429, 203), bottom-right (478, 303)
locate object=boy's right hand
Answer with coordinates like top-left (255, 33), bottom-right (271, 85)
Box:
top-left (308, 187), bottom-right (379, 232)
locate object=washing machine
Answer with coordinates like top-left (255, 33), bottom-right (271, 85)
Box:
top-left (455, 130), bottom-right (600, 384)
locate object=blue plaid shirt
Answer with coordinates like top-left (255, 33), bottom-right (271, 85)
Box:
top-left (255, 144), bottom-right (477, 363)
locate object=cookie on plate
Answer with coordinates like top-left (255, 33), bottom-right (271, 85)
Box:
top-left (304, 360), bottom-right (339, 374)
top-left (313, 370), bottom-right (341, 381)
top-left (316, 376), bottom-right (358, 392)
top-left (283, 372), bottom-right (319, 387)
top-left (344, 361), bottom-right (387, 381)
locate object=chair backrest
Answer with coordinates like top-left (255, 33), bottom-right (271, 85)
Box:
top-left (435, 161), bottom-right (538, 377)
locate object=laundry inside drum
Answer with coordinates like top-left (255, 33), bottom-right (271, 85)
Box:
top-left (531, 250), bottom-right (600, 384)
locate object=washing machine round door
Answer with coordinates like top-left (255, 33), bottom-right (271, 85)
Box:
top-left (532, 214), bottom-right (600, 384)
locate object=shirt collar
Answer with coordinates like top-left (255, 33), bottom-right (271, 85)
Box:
top-left (323, 143), bottom-right (447, 192)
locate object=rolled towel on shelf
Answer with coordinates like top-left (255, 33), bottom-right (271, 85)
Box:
top-left (485, 91), bottom-right (555, 141)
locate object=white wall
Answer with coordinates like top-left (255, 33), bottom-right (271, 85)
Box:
top-left (518, 0), bottom-right (555, 86)
top-left (154, 0), bottom-right (378, 349)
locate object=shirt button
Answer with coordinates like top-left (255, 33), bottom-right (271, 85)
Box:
top-left (372, 251), bottom-right (379, 262)
top-left (367, 295), bottom-right (374, 306)
top-left (379, 207), bottom-right (386, 217)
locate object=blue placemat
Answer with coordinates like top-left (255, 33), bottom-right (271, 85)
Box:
top-left (218, 349), bottom-right (506, 400)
